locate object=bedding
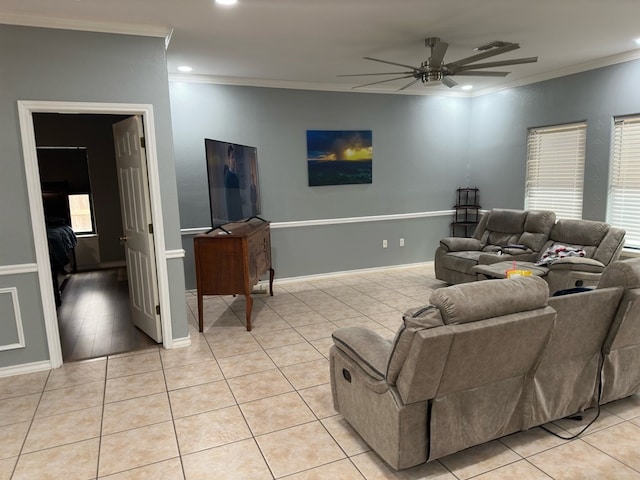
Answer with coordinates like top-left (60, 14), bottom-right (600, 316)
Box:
top-left (47, 223), bottom-right (77, 271)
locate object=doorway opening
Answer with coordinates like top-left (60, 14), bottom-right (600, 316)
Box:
top-left (34, 119), bottom-right (157, 362)
top-left (18, 101), bottom-right (174, 368)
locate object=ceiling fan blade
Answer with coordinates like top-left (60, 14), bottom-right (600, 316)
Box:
top-left (396, 78), bottom-right (421, 91)
top-left (337, 71), bottom-right (415, 77)
top-left (442, 76), bottom-right (458, 88)
top-left (447, 43), bottom-right (520, 68)
top-left (454, 70), bottom-right (511, 77)
top-left (453, 57), bottom-right (538, 72)
top-left (429, 40), bottom-right (449, 66)
top-left (363, 56), bottom-right (419, 70)
top-left (352, 74), bottom-right (415, 89)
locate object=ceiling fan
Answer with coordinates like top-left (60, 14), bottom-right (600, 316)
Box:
top-left (338, 37), bottom-right (538, 90)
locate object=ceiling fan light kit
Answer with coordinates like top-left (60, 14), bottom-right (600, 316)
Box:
top-left (339, 37), bottom-right (538, 91)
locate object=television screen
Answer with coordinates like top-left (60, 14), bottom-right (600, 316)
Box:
top-left (204, 138), bottom-right (261, 227)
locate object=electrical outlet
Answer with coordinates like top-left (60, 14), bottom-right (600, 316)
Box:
top-left (399, 238), bottom-right (405, 247)
top-left (382, 239), bottom-right (388, 248)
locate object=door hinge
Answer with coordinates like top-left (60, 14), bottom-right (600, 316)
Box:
top-left (149, 223), bottom-right (154, 234)
top-left (140, 136), bottom-right (146, 149)
top-left (155, 304), bottom-right (160, 315)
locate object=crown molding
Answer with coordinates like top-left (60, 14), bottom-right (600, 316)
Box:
top-left (0, 13), bottom-right (170, 38)
top-left (466, 48), bottom-right (640, 97)
top-left (170, 47), bottom-right (640, 98)
top-left (168, 73), bottom-right (472, 97)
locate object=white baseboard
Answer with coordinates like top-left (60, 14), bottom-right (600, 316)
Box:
top-left (262, 261), bottom-right (435, 285)
top-left (0, 360), bottom-right (52, 378)
top-left (170, 336), bottom-right (192, 349)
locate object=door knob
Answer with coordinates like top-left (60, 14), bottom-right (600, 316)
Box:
top-left (119, 236), bottom-right (128, 244)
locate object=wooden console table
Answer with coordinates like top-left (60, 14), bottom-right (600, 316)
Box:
top-left (194, 220), bottom-right (274, 332)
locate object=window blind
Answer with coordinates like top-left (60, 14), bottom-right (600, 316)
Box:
top-left (525, 123), bottom-right (586, 220)
top-left (607, 116), bottom-right (640, 249)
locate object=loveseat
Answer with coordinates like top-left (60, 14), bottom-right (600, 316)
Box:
top-left (472, 218), bottom-right (626, 294)
top-left (330, 258), bottom-right (640, 469)
top-left (434, 208), bottom-right (556, 285)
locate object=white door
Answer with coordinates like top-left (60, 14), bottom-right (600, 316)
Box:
top-left (113, 116), bottom-right (162, 342)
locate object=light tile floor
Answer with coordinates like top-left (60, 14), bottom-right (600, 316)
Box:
top-left (2, 264), bottom-right (640, 479)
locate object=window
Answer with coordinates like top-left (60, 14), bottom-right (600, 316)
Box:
top-left (525, 122), bottom-right (586, 219)
top-left (607, 116), bottom-right (640, 249)
top-left (68, 193), bottom-right (94, 234)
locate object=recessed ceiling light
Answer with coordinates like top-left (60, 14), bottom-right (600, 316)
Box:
top-left (634, 38), bottom-right (640, 46)
top-left (177, 66), bottom-right (193, 73)
top-left (216, 0), bottom-right (238, 5)
top-left (461, 85), bottom-right (473, 91)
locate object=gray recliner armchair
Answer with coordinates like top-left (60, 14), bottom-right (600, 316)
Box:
top-left (330, 276), bottom-right (555, 469)
top-left (435, 209), bottom-right (556, 284)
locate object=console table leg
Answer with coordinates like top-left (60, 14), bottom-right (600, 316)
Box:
top-left (198, 293), bottom-right (204, 332)
top-left (245, 294), bottom-right (253, 331)
top-left (269, 268), bottom-right (275, 296)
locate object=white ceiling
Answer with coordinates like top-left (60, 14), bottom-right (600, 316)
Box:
top-left (2, 0), bottom-right (640, 95)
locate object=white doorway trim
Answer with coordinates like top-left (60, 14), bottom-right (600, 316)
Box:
top-left (17, 100), bottom-right (174, 368)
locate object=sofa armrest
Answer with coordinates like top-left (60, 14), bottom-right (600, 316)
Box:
top-left (547, 257), bottom-right (606, 273)
top-left (332, 327), bottom-right (392, 381)
top-left (439, 237), bottom-right (482, 252)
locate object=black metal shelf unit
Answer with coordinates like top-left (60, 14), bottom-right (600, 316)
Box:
top-left (451, 187), bottom-right (480, 237)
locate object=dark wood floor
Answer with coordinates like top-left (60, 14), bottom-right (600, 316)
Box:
top-left (57, 267), bottom-right (158, 362)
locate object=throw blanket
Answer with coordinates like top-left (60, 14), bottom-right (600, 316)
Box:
top-left (536, 244), bottom-right (586, 266)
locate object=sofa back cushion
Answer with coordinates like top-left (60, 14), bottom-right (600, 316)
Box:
top-left (593, 227), bottom-right (626, 265)
top-left (480, 209), bottom-right (527, 249)
top-left (429, 276), bottom-right (549, 325)
top-left (519, 210), bottom-right (556, 252)
top-left (544, 219), bottom-right (609, 259)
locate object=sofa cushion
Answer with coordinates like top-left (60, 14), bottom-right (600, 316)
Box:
top-left (550, 219), bottom-right (608, 247)
top-left (520, 210), bottom-right (557, 252)
top-left (429, 276), bottom-right (549, 325)
top-left (478, 209), bottom-right (527, 249)
top-left (486, 209), bottom-right (527, 234)
top-left (593, 227), bottom-right (626, 265)
top-left (547, 257), bottom-right (606, 273)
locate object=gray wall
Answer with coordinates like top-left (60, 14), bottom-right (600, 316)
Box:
top-left (0, 24), bottom-right (188, 369)
top-left (172, 58), bottom-right (640, 289)
top-left (468, 59), bottom-right (640, 218)
top-left (170, 83), bottom-right (472, 288)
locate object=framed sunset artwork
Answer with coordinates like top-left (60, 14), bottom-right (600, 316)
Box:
top-left (306, 130), bottom-right (373, 186)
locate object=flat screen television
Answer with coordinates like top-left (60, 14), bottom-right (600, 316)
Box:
top-left (204, 138), bottom-right (261, 228)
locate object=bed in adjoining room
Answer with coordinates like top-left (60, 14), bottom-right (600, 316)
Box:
top-left (42, 190), bottom-right (77, 306)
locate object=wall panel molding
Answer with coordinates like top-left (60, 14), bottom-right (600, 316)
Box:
top-left (0, 287), bottom-right (26, 351)
top-left (0, 264), bottom-right (38, 276)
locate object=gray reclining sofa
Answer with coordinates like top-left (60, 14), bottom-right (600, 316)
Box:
top-left (330, 258), bottom-right (640, 469)
top-left (434, 209), bottom-right (556, 285)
